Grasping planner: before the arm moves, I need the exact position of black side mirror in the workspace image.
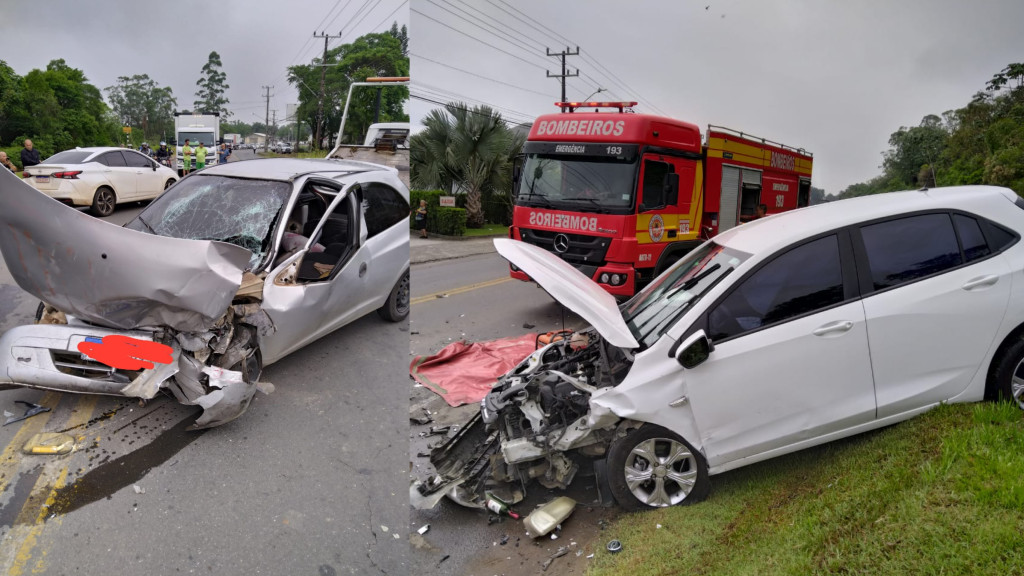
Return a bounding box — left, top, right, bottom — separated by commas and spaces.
673, 330, 713, 369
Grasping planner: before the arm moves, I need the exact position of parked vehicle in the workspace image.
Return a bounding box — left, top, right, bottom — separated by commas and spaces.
414, 185, 1024, 511
174, 113, 220, 175
0, 158, 411, 429
510, 102, 814, 297
23, 147, 178, 216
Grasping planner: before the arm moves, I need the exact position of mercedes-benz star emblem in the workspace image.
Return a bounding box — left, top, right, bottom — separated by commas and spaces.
553, 234, 570, 254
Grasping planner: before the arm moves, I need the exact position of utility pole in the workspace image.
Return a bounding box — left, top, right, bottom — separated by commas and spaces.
313, 30, 343, 150
261, 85, 273, 152
546, 46, 580, 112
271, 110, 277, 145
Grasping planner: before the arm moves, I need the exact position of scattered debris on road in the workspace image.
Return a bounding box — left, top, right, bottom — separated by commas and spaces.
524, 496, 576, 538
541, 546, 569, 571
606, 539, 622, 553
21, 432, 75, 455
4, 401, 51, 426
417, 524, 430, 535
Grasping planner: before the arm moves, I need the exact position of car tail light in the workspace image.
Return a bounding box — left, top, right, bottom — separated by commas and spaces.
51, 171, 82, 179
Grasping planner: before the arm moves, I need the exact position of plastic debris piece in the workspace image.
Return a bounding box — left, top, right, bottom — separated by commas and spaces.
393, 533, 400, 539
586, 554, 595, 559
380, 525, 389, 532
541, 546, 569, 571
550, 533, 558, 540
524, 496, 576, 538
656, 523, 662, 529
499, 534, 509, 545
21, 432, 74, 455
133, 484, 146, 494
607, 540, 622, 553
4, 401, 51, 426
417, 524, 430, 535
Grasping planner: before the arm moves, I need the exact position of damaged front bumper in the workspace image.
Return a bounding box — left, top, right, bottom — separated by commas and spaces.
0, 317, 263, 430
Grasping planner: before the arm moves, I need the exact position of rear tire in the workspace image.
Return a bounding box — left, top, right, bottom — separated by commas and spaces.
377, 270, 410, 322
90, 186, 116, 217
607, 423, 709, 510
989, 336, 1024, 409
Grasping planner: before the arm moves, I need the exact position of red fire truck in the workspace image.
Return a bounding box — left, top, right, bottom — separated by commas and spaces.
510, 102, 814, 297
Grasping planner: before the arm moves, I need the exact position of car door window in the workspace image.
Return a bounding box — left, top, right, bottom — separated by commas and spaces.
861, 213, 960, 290
123, 150, 151, 168
362, 182, 409, 238
952, 214, 990, 262
709, 235, 844, 341
102, 152, 127, 167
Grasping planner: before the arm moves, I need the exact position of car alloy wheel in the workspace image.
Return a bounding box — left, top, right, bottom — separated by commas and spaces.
1010, 357, 1024, 410
90, 187, 116, 217
989, 336, 1024, 410
607, 424, 709, 509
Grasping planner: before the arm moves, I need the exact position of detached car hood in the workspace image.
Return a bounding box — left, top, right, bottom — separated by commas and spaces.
0, 167, 251, 331
493, 238, 639, 349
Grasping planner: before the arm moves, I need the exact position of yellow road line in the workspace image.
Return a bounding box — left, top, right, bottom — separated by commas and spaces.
7, 395, 97, 576
411, 276, 513, 306
0, 392, 61, 496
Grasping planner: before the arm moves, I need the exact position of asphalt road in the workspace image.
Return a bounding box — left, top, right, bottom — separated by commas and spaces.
0, 195, 410, 574
408, 252, 621, 576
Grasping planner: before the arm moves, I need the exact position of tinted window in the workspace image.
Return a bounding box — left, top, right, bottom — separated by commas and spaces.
984, 220, 1017, 252
362, 183, 409, 238
44, 151, 93, 164
709, 235, 844, 341
101, 152, 127, 167
640, 160, 670, 210
861, 214, 961, 290
122, 150, 152, 168
953, 214, 990, 262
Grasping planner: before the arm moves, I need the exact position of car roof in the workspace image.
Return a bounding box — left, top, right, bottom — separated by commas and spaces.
717, 186, 1020, 256
198, 157, 392, 182
59, 147, 144, 156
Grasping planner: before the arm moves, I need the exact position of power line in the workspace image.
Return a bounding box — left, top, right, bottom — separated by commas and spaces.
412, 82, 538, 124
411, 7, 547, 71
422, 0, 551, 69
367, 0, 409, 36
315, 0, 347, 33
410, 93, 535, 127
412, 53, 554, 98
412, 89, 537, 127
330, 0, 385, 48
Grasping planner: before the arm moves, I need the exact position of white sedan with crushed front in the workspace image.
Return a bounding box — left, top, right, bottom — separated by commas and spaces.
24, 147, 179, 216
415, 185, 1024, 511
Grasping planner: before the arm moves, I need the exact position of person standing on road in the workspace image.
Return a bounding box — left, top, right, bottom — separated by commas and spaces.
182, 139, 193, 175
414, 199, 428, 238
218, 143, 229, 164
0, 151, 18, 173
195, 142, 208, 171
20, 139, 40, 172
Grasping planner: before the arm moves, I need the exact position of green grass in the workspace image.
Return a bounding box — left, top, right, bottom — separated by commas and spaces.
588, 402, 1024, 576
462, 223, 508, 237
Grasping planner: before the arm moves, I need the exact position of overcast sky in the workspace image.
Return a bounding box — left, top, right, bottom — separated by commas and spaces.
1, 0, 409, 129
410, 0, 1024, 194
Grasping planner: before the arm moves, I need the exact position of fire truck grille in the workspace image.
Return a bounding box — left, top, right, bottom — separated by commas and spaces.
519, 228, 610, 273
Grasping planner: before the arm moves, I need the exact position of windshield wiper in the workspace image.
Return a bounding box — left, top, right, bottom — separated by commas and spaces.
562, 197, 611, 212
134, 215, 155, 233
679, 263, 722, 292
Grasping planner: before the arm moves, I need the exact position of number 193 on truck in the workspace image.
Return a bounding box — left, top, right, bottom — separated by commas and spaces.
510, 101, 813, 297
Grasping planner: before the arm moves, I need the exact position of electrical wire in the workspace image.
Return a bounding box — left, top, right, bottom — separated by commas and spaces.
411, 7, 546, 71
412, 53, 553, 98
422, 0, 551, 69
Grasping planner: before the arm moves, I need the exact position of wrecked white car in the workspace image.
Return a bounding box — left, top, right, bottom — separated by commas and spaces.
414, 186, 1024, 510
0, 158, 410, 428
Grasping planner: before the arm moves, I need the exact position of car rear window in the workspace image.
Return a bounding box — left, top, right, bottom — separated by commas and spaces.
952, 214, 990, 262
861, 214, 961, 290
43, 151, 93, 164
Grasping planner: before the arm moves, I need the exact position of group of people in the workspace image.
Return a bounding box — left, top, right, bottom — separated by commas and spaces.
0, 139, 40, 174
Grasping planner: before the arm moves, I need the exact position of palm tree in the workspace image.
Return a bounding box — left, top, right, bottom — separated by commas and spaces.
411, 102, 522, 227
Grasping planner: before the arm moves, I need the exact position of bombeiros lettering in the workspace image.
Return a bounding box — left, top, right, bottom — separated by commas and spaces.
770, 151, 795, 171
528, 211, 598, 232
537, 119, 625, 137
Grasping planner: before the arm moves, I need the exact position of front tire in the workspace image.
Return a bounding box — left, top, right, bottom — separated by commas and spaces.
607, 424, 709, 510
164, 179, 175, 190
377, 270, 410, 322
989, 336, 1024, 409
90, 186, 116, 217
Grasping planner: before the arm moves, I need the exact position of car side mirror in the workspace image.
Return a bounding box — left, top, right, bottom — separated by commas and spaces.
673, 330, 713, 369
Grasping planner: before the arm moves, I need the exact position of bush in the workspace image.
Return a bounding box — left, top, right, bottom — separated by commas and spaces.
410, 189, 467, 236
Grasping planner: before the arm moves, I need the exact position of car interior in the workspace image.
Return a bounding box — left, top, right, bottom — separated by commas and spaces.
273, 183, 357, 283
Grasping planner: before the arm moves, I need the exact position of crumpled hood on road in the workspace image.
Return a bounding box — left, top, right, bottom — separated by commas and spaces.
0, 167, 251, 331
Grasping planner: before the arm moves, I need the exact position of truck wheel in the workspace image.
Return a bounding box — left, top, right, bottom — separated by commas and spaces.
90, 186, 116, 217
377, 270, 410, 322
606, 424, 709, 510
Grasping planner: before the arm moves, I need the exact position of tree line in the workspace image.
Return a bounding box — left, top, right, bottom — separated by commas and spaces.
836, 63, 1024, 199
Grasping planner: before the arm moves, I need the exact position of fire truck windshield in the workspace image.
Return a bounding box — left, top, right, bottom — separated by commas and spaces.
516, 154, 638, 214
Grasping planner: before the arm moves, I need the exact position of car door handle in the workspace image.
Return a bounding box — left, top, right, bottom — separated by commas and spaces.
962, 275, 998, 291
358, 262, 367, 278
812, 320, 853, 336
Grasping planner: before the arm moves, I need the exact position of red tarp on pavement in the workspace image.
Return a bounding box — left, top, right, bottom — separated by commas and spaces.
410, 333, 539, 407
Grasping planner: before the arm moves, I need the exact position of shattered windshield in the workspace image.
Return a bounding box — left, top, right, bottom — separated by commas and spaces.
125, 175, 292, 270
623, 241, 749, 348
